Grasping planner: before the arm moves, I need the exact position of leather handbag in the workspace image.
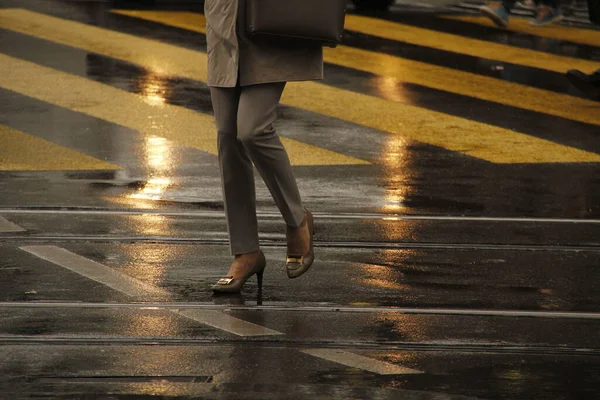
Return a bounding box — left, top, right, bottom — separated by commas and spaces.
245, 0, 347, 47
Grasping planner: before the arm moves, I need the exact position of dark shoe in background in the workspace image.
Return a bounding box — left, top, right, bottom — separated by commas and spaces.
588, 0, 600, 24
567, 69, 600, 101
529, 5, 564, 25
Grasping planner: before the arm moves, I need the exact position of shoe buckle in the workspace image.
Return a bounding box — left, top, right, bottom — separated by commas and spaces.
286, 256, 303, 264
217, 276, 234, 285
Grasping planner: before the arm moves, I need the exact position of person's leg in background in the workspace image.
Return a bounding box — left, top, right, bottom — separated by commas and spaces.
481, 0, 563, 26
530, 0, 564, 25
516, 0, 537, 10
480, 0, 517, 27
564, 0, 598, 100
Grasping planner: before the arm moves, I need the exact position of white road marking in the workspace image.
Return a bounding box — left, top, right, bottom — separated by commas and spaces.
17, 247, 423, 368
20, 245, 169, 298
174, 309, 283, 337
19, 245, 283, 337
301, 348, 423, 375
0, 216, 25, 232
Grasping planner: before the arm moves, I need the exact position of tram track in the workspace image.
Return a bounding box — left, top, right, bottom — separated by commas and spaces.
1, 334, 599, 356
1, 235, 599, 252
1, 207, 600, 224
2, 208, 599, 251
2, 301, 600, 319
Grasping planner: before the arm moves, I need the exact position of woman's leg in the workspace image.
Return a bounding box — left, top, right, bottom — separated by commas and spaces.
237, 82, 311, 262
236, 82, 305, 229
209, 85, 261, 256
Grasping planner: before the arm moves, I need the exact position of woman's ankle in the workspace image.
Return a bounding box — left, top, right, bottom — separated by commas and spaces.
235, 250, 261, 260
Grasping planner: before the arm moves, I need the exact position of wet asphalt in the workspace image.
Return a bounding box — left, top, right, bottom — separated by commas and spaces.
1, 0, 600, 399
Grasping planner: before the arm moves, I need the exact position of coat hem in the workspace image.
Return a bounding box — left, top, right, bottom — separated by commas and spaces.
207, 75, 324, 88
242, 75, 324, 87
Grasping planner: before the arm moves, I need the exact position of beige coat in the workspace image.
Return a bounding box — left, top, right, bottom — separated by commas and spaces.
205, 0, 324, 87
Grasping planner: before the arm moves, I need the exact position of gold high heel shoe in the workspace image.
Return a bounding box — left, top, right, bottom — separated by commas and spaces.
285, 209, 315, 279
212, 251, 266, 293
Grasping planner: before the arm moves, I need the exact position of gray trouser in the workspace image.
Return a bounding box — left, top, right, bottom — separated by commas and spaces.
209, 82, 304, 255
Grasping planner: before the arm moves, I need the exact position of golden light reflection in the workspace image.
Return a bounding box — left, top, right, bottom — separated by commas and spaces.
127, 136, 174, 203
379, 351, 419, 365
138, 71, 170, 106
122, 313, 178, 337
119, 244, 172, 287
537, 287, 564, 310
130, 178, 172, 201
117, 235, 178, 342
130, 214, 171, 237
380, 136, 410, 213
359, 263, 412, 291
372, 69, 414, 212
372, 75, 411, 103
146, 137, 170, 168
121, 383, 191, 397
114, 348, 212, 396
363, 278, 411, 290
384, 191, 405, 213
374, 313, 429, 342
356, 251, 429, 342
113, 136, 178, 295
501, 369, 526, 380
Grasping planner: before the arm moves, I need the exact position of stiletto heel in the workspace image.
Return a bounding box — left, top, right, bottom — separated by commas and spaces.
286, 209, 315, 279
257, 270, 264, 289
212, 251, 267, 293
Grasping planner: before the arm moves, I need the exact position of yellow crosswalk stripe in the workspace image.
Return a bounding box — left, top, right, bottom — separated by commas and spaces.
0, 54, 363, 166
325, 45, 600, 126
343, 14, 599, 74
282, 81, 600, 163
111, 9, 202, 32
1, 9, 599, 163
110, 10, 600, 128
0, 125, 119, 171
444, 15, 600, 48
